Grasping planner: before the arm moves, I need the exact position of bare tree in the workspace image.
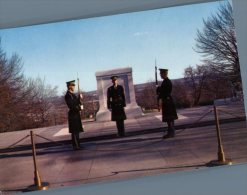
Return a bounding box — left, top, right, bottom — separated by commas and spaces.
0, 40, 58, 132
184, 65, 209, 106
27, 77, 58, 127
136, 81, 157, 111
203, 70, 233, 100
195, 2, 240, 86
172, 80, 191, 108
184, 63, 233, 106
0, 44, 28, 132
82, 93, 99, 119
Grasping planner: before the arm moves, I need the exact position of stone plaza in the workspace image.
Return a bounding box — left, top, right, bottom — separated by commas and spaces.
0, 102, 247, 194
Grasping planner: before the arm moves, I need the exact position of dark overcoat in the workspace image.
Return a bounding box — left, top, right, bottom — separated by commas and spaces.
65, 91, 84, 133
107, 85, 127, 121
157, 78, 178, 122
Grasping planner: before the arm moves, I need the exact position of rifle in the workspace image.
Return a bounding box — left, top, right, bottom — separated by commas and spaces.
77, 73, 84, 110
155, 64, 160, 112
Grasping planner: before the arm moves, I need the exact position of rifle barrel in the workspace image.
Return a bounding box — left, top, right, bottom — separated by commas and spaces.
155, 66, 158, 85
77, 78, 80, 95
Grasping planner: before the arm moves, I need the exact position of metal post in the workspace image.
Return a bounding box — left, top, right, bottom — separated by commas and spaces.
27, 131, 49, 191
31, 131, 42, 187
207, 105, 232, 166
214, 105, 225, 162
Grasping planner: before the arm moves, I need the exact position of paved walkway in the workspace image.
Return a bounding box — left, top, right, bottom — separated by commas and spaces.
0, 103, 245, 149
0, 103, 246, 194
0, 121, 247, 195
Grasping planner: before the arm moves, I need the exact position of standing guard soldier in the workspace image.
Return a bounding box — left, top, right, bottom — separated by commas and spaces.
157, 69, 178, 139
107, 76, 127, 137
65, 80, 84, 150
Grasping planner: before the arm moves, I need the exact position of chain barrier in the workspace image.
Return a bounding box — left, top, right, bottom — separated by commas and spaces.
1, 107, 244, 152
217, 108, 245, 120
1, 105, 243, 193
35, 134, 66, 147
175, 109, 213, 135
5, 135, 30, 149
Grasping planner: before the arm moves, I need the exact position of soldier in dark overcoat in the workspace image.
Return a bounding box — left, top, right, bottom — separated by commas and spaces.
107, 76, 127, 137
157, 69, 178, 138
65, 80, 84, 150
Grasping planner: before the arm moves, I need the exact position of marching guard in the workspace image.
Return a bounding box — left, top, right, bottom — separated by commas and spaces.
157, 69, 178, 139
107, 76, 127, 137
65, 80, 84, 150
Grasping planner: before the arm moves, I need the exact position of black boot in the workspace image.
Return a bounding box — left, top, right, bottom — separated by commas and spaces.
163, 130, 174, 139
163, 121, 175, 139
72, 133, 81, 150
170, 121, 175, 137
117, 120, 125, 137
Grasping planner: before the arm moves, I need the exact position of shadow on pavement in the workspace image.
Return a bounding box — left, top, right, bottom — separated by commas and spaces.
112, 163, 206, 174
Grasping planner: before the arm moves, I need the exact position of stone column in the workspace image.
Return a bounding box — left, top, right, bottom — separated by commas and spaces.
95, 67, 143, 121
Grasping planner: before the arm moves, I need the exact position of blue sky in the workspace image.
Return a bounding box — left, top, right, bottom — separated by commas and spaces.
0, 1, 227, 94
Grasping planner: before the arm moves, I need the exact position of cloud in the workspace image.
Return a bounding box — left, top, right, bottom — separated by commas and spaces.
133, 31, 149, 36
